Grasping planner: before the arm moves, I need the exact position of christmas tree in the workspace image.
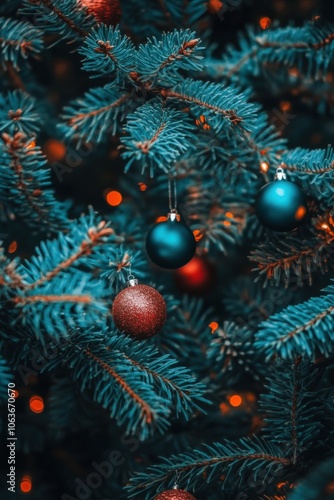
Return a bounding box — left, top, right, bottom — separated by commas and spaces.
1, 0, 334, 498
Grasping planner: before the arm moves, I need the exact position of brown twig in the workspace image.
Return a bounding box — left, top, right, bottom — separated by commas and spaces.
85, 349, 154, 424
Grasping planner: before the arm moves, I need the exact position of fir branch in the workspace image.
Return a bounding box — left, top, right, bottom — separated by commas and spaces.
2, 136, 53, 223
85, 348, 155, 425
17, 211, 117, 288
59, 84, 130, 144
207, 321, 264, 385
100, 245, 147, 293
107, 334, 208, 419
48, 331, 172, 439
250, 232, 334, 288
259, 359, 324, 463
186, 186, 251, 253
227, 48, 258, 79
282, 146, 334, 207
283, 146, 334, 175
221, 21, 334, 82
0, 17, 43, 70
12, 294, 94, 304
0, 132, 69, 233
11, 273, 108, 341
157, 296, 213, 373
127, 437, 290, 498
79, 25, 136, 82
257, 24, 334, 52
137, 29, 203, 86
246, 112, 287, 168
121, 100, 196, 175
0, 90, 41, 136
190, 111, 286, 181
20, 0, 94, 42
255, 281, 334, 361
162, 78, 259, 137
222, 275, 293, 329
0, 246, 25, 292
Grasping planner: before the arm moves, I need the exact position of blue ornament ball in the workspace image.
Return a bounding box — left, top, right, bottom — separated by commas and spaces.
255, 180, 307, 232
146, 217, 196, 269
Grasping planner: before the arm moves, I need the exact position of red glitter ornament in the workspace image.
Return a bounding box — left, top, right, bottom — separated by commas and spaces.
78, 0, 121, 25
154, 489, 197, 500
174, 255, 216, 295
112, 280, 167, 339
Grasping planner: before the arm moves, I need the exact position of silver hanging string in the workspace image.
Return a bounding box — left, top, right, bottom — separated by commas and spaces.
126, 260, 137, 286
168, 176, 178, 213
172, 470, 180, 490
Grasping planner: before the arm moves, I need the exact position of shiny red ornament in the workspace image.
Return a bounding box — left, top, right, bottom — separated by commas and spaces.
174, 255, 216, 295
154, 489, 197, 500
112, 283, 167, 339
79, 0, 121, 25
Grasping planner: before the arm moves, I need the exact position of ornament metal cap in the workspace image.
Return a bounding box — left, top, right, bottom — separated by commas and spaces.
127, 275, 138, 287
167, 210, 181, 222
275, 167, 287, 181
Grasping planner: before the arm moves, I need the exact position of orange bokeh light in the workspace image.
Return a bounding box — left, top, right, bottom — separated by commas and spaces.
327, 481, 334, 492
259, 16, 272, 30
29, 395, 44, 414
260, 161, 269, 172
219, 402, 229, 413
20, 476, 32, 493
138, 182, 147, 192
229, 394, 242, 407
43, 139, 66, 163
289, 67, 299, 77
280, 100, 291, 112
208, 0, 223, 14
14, 390, 19, 398
245, 392, 256, 403
209, 321, 219, 333
8, 241, 17, 254
105, 190, 122, 207
295, 206, 307, 220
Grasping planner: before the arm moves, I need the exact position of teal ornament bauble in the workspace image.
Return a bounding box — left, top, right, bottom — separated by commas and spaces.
255, 179, 307, 232
146, 213, 196, 269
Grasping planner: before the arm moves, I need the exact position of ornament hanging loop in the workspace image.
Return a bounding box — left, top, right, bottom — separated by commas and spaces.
168, 176, 181, 221
275, 167, 287, 181
126, 261, 138, 287
168, 175, 178, 212
172, 470, 180, 490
